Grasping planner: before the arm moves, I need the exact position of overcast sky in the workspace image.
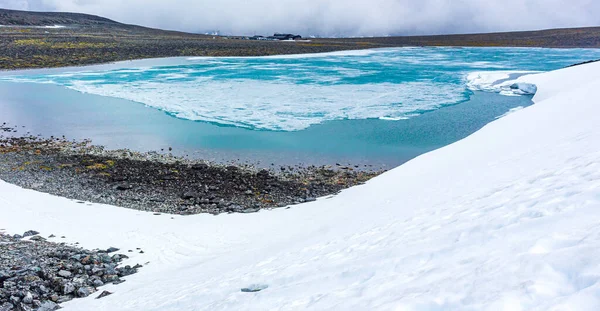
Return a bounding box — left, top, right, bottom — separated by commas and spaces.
3, 0, 600, 37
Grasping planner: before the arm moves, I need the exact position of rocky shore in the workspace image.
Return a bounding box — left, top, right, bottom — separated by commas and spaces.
0, 230, 140, 311
0, 124, 382, 215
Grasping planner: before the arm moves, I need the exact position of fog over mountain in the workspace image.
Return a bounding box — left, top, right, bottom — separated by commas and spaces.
3, 0, 600, 37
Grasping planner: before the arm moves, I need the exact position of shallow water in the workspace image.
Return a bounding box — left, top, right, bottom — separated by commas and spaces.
0, 82, 530, 169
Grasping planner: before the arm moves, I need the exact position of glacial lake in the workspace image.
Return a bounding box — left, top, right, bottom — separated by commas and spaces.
1, 47, 599, 168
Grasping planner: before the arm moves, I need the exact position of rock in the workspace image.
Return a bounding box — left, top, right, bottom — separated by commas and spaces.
191, 163, 208, 170
12, 234, 22, 239
38, 301, 60, 311
9, 296, 20, 305
241, 284, 269, 292
30, 236, 46, 241
22, 292, 34, 304
58, 270, 72, 278
76, 286, 93, 298
181, 191, 200, 200
23, 230, 39, 237
0, 302, 14, 311
48, 234, 56, 238
241, 208, 260, 214
96, 291, 112, 299
226, 205, 244, 213
106, 247, 119, 253
115, 184, 133, 191
92, 279, 104, 287
63, 282, 76, 295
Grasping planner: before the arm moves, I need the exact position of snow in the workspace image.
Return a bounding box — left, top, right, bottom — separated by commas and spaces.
1, 61, 600, 310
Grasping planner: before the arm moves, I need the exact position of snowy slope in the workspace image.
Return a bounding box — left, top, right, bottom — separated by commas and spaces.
1, 61, 600, 310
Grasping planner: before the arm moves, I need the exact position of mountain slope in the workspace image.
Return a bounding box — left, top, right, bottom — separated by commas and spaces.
0, 8, 121, 26
0, 8, 599, 70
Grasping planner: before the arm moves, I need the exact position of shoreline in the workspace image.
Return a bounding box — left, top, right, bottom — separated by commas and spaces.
2, 46, 600, 74
0, 127, 382, 215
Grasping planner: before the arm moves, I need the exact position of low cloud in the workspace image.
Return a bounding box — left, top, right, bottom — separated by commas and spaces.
2, 0, 600, 37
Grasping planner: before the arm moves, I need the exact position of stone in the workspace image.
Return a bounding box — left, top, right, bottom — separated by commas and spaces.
22, 292, 33, 304
115, 184, 133, 191
241, 284, 269, 292
63, 282, 76, 295
38, 301, 60, 311
106, 247, 119, 253
22, 230, 39, 237
181, 191, 199, 200
58, 270, 72, 278
92, 279, 104, 287
191, 163, 208, 170
30, 236, 46, 241
76, 286, 93, 298
0, 302, 14, 311
96, 291, 112, 299
241, 208, 260, 214
227, 205, 244, 213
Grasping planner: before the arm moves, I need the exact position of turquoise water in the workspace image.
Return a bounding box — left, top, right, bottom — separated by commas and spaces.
1, 47, 599, 168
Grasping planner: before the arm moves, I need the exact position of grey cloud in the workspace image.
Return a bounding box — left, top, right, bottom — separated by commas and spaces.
1, 0, 599, 36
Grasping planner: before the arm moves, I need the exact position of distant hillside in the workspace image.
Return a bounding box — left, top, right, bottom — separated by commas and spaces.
0, 8, 599, 70
347, 27, 600, 49
0, 8, 121, 26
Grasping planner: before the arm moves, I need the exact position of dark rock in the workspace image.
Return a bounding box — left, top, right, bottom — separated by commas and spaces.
106, 247, 119, 253
115, 184, 133, 191
96, 291, 112, 299
241, 284, 268, 292
181, 191, 200, 200
22, 230, 39, 237
191, 163, 208, 170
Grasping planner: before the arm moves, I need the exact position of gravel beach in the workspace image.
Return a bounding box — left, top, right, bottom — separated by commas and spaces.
0, 124, 382, 215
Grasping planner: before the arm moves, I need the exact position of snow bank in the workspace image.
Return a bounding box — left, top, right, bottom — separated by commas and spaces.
2, 61, 600, 310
